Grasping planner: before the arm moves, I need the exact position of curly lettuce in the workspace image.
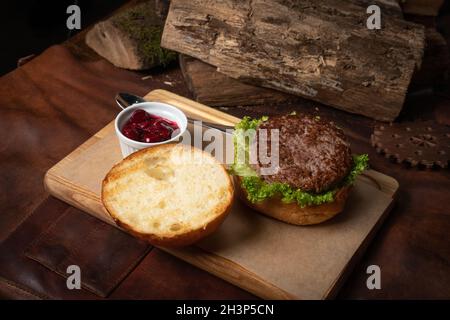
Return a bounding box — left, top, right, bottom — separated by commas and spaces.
229, 116, 268, 177
229, 116, 369, 207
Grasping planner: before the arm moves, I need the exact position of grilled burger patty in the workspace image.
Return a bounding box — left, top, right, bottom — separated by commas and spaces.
252, 114, 353, 193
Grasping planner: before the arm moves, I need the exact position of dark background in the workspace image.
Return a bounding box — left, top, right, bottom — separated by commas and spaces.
0, 0, 126, 76
1, 0, 450, 77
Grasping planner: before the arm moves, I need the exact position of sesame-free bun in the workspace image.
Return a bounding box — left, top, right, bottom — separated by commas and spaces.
235, 177, 350, 225
102, 144, 234, 247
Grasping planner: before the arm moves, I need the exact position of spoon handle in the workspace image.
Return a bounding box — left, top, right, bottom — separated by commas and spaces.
115, 92, 146, 109
115, 93, 234, 133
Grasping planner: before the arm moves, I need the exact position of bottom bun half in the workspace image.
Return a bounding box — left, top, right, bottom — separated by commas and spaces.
235, 177, 351, 225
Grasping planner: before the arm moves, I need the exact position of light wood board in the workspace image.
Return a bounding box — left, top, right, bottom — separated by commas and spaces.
45, 89, 399, 299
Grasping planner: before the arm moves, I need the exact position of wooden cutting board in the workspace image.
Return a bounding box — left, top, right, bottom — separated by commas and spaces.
45, 89, 399, 299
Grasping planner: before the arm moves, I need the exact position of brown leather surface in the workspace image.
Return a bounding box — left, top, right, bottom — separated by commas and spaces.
0, 198, 97, 299
110, 249, 256, 299
0, 45, 148, 242
0, 41, 449, 299
25, 208, 150, 297
0, 277, 43, 300
0, 197, 255, 299
0, 44, 253, 299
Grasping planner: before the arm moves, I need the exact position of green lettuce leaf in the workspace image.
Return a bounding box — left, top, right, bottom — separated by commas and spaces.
230, 116, 267, 177
343, 154, 369, 185
229, 116, 369, 207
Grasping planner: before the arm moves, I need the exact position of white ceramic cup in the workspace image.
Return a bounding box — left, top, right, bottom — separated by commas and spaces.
114, 102, 188, 158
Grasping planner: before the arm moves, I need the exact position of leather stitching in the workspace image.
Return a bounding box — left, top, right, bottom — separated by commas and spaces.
0, 276, 50, 300
24, 209, 152, 297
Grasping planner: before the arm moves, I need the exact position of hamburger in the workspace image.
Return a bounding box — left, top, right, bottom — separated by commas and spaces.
230, 113, 369, 225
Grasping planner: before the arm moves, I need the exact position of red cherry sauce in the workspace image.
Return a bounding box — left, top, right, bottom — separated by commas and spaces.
121, 109, 179, 143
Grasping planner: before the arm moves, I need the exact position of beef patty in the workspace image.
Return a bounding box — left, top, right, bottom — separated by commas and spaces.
252, 114, 352, 193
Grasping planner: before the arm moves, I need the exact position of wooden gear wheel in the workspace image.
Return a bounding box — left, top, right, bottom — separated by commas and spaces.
371, 121, 450, 169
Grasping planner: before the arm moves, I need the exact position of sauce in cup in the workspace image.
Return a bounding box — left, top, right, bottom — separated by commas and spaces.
121, 109, 180, 143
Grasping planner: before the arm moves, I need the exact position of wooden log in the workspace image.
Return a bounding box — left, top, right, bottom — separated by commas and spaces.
86, 1, 176, 70
411, 28, 449, 89
400, 0, 445, 16
358, 0, 403, 17
162, 0, 425, 121
155, 0, 170, 18
179, 54, 296, 106
179, 0, 403, 107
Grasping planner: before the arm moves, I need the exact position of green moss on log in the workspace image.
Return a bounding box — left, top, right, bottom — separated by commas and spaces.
112, 1, 176, 67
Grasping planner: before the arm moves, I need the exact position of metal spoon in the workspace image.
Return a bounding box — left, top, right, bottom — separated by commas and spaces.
115, 93, 234, 133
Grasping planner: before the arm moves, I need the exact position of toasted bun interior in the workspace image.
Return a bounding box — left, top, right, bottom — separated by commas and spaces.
235, 177, 350, 225
102, 144, 234, 246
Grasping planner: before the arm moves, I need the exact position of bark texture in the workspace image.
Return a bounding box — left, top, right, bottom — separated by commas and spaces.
179, 54, 296, 106
86, 1, 176, 70
162, 0, 426, 121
